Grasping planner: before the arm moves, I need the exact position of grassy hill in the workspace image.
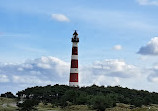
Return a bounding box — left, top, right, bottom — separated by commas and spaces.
2, 84, 158, 111
1, 98, 158, 111
37, 104, 158, 111
0, 97, 17, 111
57, 104, 158, 111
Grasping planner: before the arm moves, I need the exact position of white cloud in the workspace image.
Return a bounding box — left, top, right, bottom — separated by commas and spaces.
35, 56, 69, 76
137, 0, 158, 6
92, 59, 140, 78
138, 37, 158, 55
147, 64, 158, 83
21, 64, 33, 69
2, 56, 158, 92
148, 75, 158, 82
0, 56, 69, 86
30, 71, 41, 75
0, 74, 10, 82
92, 75, 120, 86
113, 45, 122, 50
148, 71, 158, 83
51, 14, 70, 22
0, 56, 152, 93
0, 57, 140, 89
79, 59, 141, 87
0, 58, 139, 86
12, 75, 52, 85
37, 63, 51, 69
17, 67, 23, 71
138, 56, 148, 61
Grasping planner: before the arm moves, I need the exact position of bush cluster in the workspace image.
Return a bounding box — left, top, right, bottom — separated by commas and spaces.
15, 84, 158, 111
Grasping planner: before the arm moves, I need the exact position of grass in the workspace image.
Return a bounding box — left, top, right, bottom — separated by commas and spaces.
37, 103, 60, 111
0, 97, 17, 104
37, 104, 95, 111
106, 103, 158, 111
44, 104, 158, 111
60, 105, 95, 111
0, 97, 17, 111
131, 104, 158, 111
1, 97, 158, 111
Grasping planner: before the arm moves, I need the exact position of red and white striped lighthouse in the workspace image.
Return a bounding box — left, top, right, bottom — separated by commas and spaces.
69, 30, 79, 87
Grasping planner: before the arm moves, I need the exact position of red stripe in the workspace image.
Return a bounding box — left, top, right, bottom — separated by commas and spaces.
71, 60, 78, 68
72, 47, 78, 55
69, 73, 78, 82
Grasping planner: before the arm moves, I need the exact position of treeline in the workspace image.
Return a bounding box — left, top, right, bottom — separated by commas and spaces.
14, 84, 158, 111
1, 92, 16, 98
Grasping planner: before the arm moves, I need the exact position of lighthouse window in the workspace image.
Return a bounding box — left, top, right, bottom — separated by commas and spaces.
72, 47, 78, 55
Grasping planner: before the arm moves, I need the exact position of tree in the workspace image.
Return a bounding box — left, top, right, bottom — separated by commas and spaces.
17, 99, 39, 111
131, 97, 144, 107
76, 92, 87, 105
60, 89, 78, 107
15, 84, 158, 109
91, 94, 114, 111
1, 92, 16, 98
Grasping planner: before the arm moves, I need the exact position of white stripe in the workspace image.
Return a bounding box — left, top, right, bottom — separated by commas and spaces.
69, 82, 78, 87
72, 42, 78, 47
70, 68, 78, 73
71, 55, 78, 60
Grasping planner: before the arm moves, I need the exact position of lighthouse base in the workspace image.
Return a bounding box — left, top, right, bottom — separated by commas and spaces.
69, 82, 78, 87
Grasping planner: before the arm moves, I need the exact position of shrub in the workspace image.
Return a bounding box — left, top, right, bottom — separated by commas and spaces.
17, 99, 39, 111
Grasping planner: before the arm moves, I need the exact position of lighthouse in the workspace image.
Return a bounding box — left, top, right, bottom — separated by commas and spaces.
69, 30, 79, 87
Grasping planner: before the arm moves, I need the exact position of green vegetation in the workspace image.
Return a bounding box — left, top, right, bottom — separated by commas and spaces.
37, 103, 60, 111
17, 99, 39, 111
1, 97, 158, 111
59, 105, 95, 111
0, 97, 17, 111
1, 84, 158, 111
15, 84, 158, 111
1, 92, 16, 98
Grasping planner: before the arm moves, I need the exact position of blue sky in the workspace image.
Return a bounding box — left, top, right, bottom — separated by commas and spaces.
1, 0, 158, 94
